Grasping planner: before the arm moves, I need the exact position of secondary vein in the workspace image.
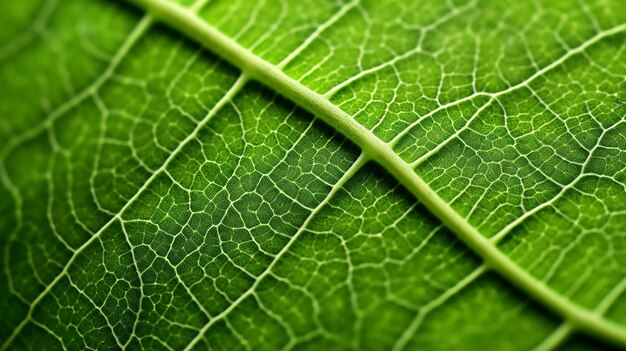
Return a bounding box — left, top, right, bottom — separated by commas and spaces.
130, 0, 626, 347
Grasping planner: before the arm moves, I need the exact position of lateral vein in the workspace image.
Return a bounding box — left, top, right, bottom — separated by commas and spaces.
0, 74, 249, 351
130, 0, 626, 347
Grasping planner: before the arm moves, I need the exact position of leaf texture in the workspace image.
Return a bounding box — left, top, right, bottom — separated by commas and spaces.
1, 0, 626, 350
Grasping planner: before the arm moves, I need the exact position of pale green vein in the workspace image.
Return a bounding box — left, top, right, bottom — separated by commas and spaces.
182, 154, 368, 351
0, 74, 249, 351
130, 0, 626, 347
0, 14, 153, 161
392, 264, 488, 351
0, 0, 58, 63
277, 0, 360, 69
322, 0, 478, 99
1, 0, 367, 345
532, 322, 574, 351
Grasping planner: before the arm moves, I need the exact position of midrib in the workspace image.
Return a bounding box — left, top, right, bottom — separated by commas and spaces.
131, 0, 626, 347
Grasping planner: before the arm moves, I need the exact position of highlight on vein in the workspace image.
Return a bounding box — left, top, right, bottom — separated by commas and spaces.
1, 0, 626, 350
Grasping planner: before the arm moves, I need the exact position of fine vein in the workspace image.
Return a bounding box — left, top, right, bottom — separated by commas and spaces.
131, 0, 626, 347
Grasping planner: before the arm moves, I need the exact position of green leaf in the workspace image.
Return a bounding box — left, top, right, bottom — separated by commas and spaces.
1, 0, 626, 350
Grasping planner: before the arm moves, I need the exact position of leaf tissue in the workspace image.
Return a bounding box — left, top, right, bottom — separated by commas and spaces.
1, 0, 626, 350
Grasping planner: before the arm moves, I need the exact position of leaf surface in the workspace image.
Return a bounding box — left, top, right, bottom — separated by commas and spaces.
1, 0, 626, 350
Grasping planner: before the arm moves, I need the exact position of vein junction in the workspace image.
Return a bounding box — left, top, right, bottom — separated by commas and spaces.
2, 0, 626, 349
131, 0, 626, 347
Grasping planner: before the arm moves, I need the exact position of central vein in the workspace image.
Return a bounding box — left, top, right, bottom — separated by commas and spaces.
129, 0, 626, 347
